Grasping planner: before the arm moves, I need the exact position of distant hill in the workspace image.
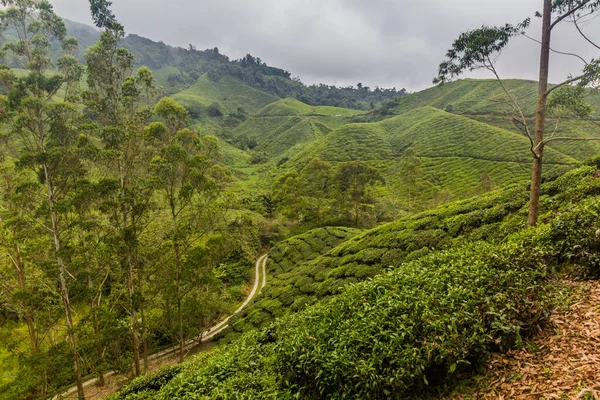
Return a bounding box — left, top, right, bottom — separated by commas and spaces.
57, 20, 404, 111
375, 78, 600, 117
172, 74, 279, 116
284, 106, 577, 198
231, 98, 362, 158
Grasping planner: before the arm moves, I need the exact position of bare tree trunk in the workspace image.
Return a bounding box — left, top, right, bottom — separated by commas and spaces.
528, 0, 552, 227
45, 165, 85, 399
127, 252, 142, 377
141, 302, 148, 373
12, 244, 38, 354
172, 212, 184, 363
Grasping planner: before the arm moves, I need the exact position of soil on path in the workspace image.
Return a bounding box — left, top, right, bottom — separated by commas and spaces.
445, 279, 600, 399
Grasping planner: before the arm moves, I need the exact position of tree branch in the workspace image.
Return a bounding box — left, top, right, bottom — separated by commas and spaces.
551, 0, 592, 30
523, 33, 589, 65
549, 118, 561, 138
573, 15, 600, 50
485, 56, 533, 142
535, 135, 600, 151
546, 73, 588, 96
512, 118, 538, 158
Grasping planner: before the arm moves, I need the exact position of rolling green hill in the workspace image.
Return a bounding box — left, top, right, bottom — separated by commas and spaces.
231, 98, 361, 158
173, 74, 279, 116
385, 78, 600, 117
388, 79, 540, 116
467, 114, 600, 161
284, 106, 577, 198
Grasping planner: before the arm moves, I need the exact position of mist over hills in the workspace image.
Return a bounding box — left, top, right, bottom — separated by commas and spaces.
59, 19, 405, 111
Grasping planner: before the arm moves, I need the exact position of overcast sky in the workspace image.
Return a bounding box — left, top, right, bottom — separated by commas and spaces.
49, 0, 600, 92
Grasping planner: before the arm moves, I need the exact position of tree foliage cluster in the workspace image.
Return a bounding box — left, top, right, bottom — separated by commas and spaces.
272, 158, 385, 229
0, 2, 260, 399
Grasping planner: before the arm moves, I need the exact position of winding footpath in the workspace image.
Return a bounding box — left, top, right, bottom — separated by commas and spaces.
54, 254, 269, 400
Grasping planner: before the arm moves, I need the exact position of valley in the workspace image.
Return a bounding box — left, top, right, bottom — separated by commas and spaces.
1, 1, 600, 399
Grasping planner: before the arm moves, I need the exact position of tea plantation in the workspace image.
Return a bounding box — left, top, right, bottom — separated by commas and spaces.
225, 226, 363, 336
284, 106, 576, 198
110, 159, 600, 400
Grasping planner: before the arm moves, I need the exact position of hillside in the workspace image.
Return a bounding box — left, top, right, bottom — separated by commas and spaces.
383, 78, 600, 117
54, 20, 403, 111
285, 106, 577, 198
468, 114, 600, 161
172, 74, 279, 117
5, 4, 600, 399
233, 98, 362, 158
222, 181, 530, 338
110, 160, 600, 400
226, 226, 363, 336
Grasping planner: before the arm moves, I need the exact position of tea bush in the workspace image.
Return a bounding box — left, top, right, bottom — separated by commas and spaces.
111, 165, 600, 399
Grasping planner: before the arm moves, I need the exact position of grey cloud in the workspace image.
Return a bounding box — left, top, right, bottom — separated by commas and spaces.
50, 0, 600, 91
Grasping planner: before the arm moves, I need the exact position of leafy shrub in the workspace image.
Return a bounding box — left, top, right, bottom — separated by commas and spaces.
274, 237, 551, 399
108, 365, 183, 399
547, 198, 600, 278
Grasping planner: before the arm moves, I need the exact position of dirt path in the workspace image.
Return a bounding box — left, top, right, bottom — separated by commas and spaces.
445, 279, 600, 399
53, 254, 269, 400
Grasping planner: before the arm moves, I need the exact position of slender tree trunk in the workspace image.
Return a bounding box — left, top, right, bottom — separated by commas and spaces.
44, 165, 85, 399
83, 233, 106, 387
92, 306, 105, 386
127, 251, 142, 376
141, 303, 148, 372
528, 0, 552, 227
138, 266, 148, 372
120, 161, 142, 377
172, 211, 184, 363
12, 244, 38, 354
